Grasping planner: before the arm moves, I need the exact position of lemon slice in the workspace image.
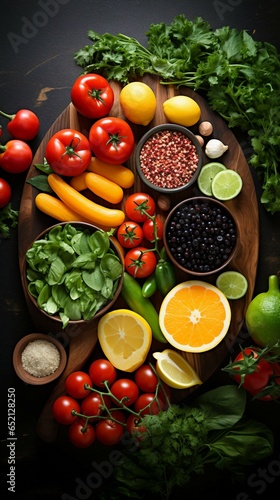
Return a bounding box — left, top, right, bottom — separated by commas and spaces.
153, 349, 202, 389
197, 162, 227, 196
211, 169, 243, 200
216, 271, 248, 300
97, 309, 152, 372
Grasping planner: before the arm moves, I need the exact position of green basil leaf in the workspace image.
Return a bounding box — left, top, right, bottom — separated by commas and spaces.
27, 175, 53, 193
194, 385, 246, 430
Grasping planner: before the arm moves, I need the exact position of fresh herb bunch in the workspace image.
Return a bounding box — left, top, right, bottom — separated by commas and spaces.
99, 386, 273, 500
0, 203, 18, 238
74, 15, 280, 213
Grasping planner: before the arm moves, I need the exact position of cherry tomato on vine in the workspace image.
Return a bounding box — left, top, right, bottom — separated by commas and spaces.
224, 346, 280, 401
143, 216, 163, 242
0, 108, 40, 141
65, 371, 92, 399
0, 140, 32, 173
89, 359, 117, 388
134, 364, 158, 393
124, 246, 157, 279
95, 410, 126, 445
52, 396, 80, 425
81, 393, 111, 419
68, 420, 96, 448
89, 117, 134, 165
134, 393, 165, 416
71, 73, 114, 119
45, 128, 91, 176
124, 192, 156, 223
126, 414, 146, 436
0, 178, 11, 208
117, 220, 143, 249
110, 379, 139, 407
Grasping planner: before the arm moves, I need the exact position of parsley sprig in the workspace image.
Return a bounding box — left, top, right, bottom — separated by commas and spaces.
74, 15, 280, 213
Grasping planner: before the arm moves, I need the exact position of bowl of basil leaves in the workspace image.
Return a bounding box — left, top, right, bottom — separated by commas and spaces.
23, 222, 124, 329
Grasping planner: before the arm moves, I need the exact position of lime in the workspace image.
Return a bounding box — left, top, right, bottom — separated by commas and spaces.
153, 349, 202, 389
216, 271, 248, 300
211, 169, 243, 200
245, 275, 280, 350
197, 162, 227, 196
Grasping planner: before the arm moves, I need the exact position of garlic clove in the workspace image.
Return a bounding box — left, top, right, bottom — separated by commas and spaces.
198, 121, 213, 136
205, 139, 228, 159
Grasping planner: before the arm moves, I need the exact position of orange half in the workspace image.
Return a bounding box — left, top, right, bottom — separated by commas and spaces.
159, 281, 231, 353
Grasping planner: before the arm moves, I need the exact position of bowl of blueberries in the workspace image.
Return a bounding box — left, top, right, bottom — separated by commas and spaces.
163, 196, 238, 276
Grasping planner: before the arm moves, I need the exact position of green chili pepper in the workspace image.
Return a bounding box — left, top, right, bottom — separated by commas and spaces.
121, 272, 167, 343
155, 259, 177, 297
142, 272, 157, 298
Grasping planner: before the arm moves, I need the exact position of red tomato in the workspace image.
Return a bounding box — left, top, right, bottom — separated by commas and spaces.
81, 393, 111, 419
124, 246, 157, 279
95, 410, 126, 445
0, 178, 11, 208
143, 216, 163, 242
45, 128, 91, 176
68, 420, 96, 448
65, 371, 92, 399
117, 221, 143, 249
52, 396, 80, 425
134, 393, 165, 416
110, 379, 139, 407
89, 117, 134, 165
89, 359, 117, 388
126, 414, 146, 436
225, 347, 280, 401
0, 140, 32, 173
134, 364, 158, 393
71, 73, 114, 119
3, 109, 40, 141
124, 193, 156, 223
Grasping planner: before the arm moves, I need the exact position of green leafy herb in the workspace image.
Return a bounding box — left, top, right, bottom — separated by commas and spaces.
104, 386, 273, 499
27, 158, 53, 192
0, 203, 19, 238
25, 223, 122, 328
74, 15, 280, 213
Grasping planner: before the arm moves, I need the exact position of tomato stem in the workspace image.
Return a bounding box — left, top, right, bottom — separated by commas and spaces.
106, 132, 127, 151
0, 110, 15, 121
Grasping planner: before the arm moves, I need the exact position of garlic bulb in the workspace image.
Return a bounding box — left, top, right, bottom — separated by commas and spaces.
205, 139, 228, 158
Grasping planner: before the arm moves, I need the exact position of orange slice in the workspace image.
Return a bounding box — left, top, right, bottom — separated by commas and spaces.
159, 281, 231, 353
97, 309, 152, 372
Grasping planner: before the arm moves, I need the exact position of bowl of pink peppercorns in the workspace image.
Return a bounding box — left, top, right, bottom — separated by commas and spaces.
135, 124, 203, 194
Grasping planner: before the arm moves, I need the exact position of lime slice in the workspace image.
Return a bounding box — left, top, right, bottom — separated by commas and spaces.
197, 162, 227, 196
216, 271, 248, 300
211, 169, 243, 200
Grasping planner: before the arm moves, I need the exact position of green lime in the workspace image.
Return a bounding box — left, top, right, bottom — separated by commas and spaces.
211, 169, 243, 200
245, 275, 280, 350
216, 271, 248, 300
197, 162, 227, 196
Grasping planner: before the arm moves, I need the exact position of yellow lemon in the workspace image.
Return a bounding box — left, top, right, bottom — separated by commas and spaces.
153, 349, 202, 389
120, 82, 156, 126
97, 309, 152, 372
163, 95, 201, 127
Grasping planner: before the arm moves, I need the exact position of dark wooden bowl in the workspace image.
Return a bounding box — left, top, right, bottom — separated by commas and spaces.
13, 333, 67, 385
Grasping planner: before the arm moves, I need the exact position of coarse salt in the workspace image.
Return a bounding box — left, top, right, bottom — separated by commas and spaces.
21, 339, 60, 377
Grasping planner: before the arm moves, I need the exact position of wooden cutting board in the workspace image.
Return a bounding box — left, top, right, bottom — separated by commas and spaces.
18, 75, 259, 442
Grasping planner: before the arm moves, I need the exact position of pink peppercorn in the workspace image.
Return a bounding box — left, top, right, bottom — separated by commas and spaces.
139, 130, 199, 189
